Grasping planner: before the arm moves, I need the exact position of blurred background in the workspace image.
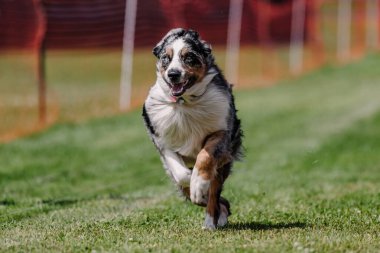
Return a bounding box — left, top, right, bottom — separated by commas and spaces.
0, 0, 379, 142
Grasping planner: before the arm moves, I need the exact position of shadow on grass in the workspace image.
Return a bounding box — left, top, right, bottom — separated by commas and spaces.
0, 199, 16, 206
223, 221, 308, 231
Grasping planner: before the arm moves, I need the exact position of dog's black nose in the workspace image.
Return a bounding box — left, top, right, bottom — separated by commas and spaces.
167, 69, 181, 82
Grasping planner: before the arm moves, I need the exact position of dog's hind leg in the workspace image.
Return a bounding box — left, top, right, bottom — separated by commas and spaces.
206, 165, 232, 229
217, 162, 232, 227
218, 196, 231, 227
204, 176, 223, 229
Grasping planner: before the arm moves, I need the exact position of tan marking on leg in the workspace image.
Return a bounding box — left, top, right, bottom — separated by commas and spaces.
205, 131, 232, 168
195, 130, 232, 180
194, 149, 216, 180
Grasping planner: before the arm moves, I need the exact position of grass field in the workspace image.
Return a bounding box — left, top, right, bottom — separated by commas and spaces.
1, 54, 380, 252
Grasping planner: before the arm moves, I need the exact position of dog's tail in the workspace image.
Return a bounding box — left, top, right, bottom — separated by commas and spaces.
231, 116, 244, 161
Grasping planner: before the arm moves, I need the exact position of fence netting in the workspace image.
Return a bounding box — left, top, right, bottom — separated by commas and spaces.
0, 0, 378, 141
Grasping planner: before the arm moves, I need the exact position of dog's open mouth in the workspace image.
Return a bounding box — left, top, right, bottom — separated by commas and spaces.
170, 80, 189, 97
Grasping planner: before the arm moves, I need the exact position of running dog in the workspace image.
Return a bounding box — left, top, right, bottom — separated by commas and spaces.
142, 28, 243, 230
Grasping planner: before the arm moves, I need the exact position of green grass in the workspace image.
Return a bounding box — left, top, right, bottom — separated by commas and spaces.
1, 54, 380, 252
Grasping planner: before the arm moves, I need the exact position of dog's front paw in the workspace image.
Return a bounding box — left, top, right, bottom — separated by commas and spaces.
175, 168, 192, 187
190, 167, 210, 205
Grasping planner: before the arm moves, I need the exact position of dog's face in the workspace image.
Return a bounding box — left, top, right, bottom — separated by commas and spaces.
153, 28, 213, 97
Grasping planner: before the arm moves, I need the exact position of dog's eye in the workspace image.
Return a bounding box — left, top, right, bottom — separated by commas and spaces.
161, 55, 170, 67
184, 53, 200, 66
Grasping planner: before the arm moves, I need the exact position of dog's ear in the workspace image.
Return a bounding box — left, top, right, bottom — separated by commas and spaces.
153, 28, 186, 58
187, 29, 199, 40
200, 39, 214, 64
152, 42, 164, 58
201, 40, 212, 55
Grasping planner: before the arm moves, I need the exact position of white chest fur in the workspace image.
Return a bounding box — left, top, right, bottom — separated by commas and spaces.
145, 83, 230, 158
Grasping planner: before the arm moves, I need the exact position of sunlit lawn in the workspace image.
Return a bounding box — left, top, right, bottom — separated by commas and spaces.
1, 54, 380, 252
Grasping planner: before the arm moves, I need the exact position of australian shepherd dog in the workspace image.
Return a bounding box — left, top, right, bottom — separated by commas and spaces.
142, 28, 243, 230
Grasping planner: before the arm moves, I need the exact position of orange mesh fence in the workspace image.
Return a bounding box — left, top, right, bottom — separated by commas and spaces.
0, 0, 378, 142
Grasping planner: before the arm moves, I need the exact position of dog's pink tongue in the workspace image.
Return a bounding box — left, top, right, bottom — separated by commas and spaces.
171, 84, 184, 96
